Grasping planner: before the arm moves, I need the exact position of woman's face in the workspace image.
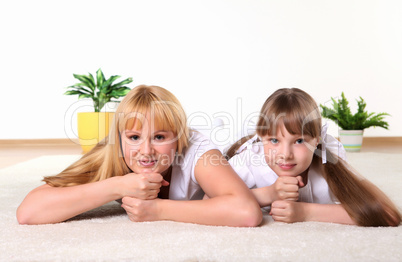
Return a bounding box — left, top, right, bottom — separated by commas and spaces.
262, 124, 318, 178
121, 113, 178, 176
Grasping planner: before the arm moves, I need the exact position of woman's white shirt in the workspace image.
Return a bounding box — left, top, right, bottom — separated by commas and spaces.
169, 131, 217, 200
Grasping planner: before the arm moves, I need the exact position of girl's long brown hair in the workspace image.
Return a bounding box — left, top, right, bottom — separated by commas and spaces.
43, 85, 190, 187
227, 88, 401, 227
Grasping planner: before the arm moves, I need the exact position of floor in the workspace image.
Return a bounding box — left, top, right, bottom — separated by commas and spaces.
0, 142, 82, 169
1, 139, 402, 169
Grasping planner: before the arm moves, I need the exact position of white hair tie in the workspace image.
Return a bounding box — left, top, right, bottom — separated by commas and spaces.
236, 134, 260, 154
320, 123, 329, 164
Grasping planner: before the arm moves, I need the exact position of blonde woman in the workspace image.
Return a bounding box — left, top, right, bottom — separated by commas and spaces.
17, 85, 262, 226
226, 88, 401, 226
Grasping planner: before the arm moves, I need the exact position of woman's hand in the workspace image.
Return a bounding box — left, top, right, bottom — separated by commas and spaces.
121, 196, 161, 222
269, 200, 306, 223
119, 173, 169, 200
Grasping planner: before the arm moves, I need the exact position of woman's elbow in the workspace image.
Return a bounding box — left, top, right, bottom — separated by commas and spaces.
16, 205, 31, 225
16, 204, 41, 225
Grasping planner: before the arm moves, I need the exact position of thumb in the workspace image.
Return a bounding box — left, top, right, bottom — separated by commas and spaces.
296, 176, 305, 188
144, 172, 164, 183
161, 179, 170, 186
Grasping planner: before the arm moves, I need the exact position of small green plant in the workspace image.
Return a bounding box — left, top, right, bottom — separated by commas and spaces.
64, 68, 133, 112
320, 92, 390, 130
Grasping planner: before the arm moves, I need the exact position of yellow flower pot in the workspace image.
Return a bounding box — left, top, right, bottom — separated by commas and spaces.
77, 112, 114, 154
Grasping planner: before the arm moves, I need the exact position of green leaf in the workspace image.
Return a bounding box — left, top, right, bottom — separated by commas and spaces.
88, 73, 96, 91
64, 90, 92, 98
96, 69, 105, 90
78, 94, 92, 99
73, 74, 95, 90
66, 84, 93, 95
64, 90, 79, 96
111, 77, 133, 89
66, 88, 92, 95
110, 87, 131, 98
100, 75, 121, 92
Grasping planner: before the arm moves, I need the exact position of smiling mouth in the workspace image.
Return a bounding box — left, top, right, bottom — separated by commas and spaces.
138, 159, 157, 167
277, 163, 296, 170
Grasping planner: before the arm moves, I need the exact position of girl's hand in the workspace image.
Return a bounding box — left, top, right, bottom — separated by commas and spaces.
121, 196, 161, 222
269, 200, 306, 223
272, 176, 304, 201
119, 173, 169, 200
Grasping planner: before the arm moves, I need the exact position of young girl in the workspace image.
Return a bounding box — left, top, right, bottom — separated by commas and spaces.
17, 85, 262, 226
226, 88, 401, 227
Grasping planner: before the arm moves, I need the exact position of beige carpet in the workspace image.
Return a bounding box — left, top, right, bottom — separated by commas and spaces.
0, 153, 401, 261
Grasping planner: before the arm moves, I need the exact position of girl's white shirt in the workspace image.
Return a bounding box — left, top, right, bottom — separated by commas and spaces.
169, 130, 217, 200
228, 134, 346, 205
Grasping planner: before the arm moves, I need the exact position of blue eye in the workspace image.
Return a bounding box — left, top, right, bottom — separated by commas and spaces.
270, 138, 278, 144
296, 139, 304, 144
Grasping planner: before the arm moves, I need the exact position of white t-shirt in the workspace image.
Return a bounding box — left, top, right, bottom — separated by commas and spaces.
228, 134, 346, 205
169, 130, 218, 200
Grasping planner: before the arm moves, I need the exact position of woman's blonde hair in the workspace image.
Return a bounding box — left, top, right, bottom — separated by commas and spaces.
43, 85, 190, 187
227, 88, 401, 227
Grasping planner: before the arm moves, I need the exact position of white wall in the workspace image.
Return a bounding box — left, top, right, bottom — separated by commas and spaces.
1, 0, 401, 142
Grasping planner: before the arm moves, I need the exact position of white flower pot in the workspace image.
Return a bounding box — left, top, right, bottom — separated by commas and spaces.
339, 130, 364, 152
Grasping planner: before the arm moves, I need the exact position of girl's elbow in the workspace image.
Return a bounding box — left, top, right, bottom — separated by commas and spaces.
242, 212, 263, 227
238, 202, 263, 227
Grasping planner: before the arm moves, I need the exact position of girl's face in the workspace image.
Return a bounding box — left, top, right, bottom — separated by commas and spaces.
262, 124, 318, 178
121, 113, 178, 176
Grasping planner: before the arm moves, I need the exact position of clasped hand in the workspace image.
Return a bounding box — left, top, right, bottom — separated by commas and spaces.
119, 172, 168, 222
121, 172, 169, 200
272, 176, 304, 201
270, 176, 306, 223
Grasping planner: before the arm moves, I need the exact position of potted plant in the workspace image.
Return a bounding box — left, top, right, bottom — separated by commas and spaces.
65, 68, 133, 153
320, 92, 390, 152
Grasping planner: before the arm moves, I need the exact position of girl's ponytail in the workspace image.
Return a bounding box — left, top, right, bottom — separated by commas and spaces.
225, 134, 256, 160
316, 150, 401, 227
